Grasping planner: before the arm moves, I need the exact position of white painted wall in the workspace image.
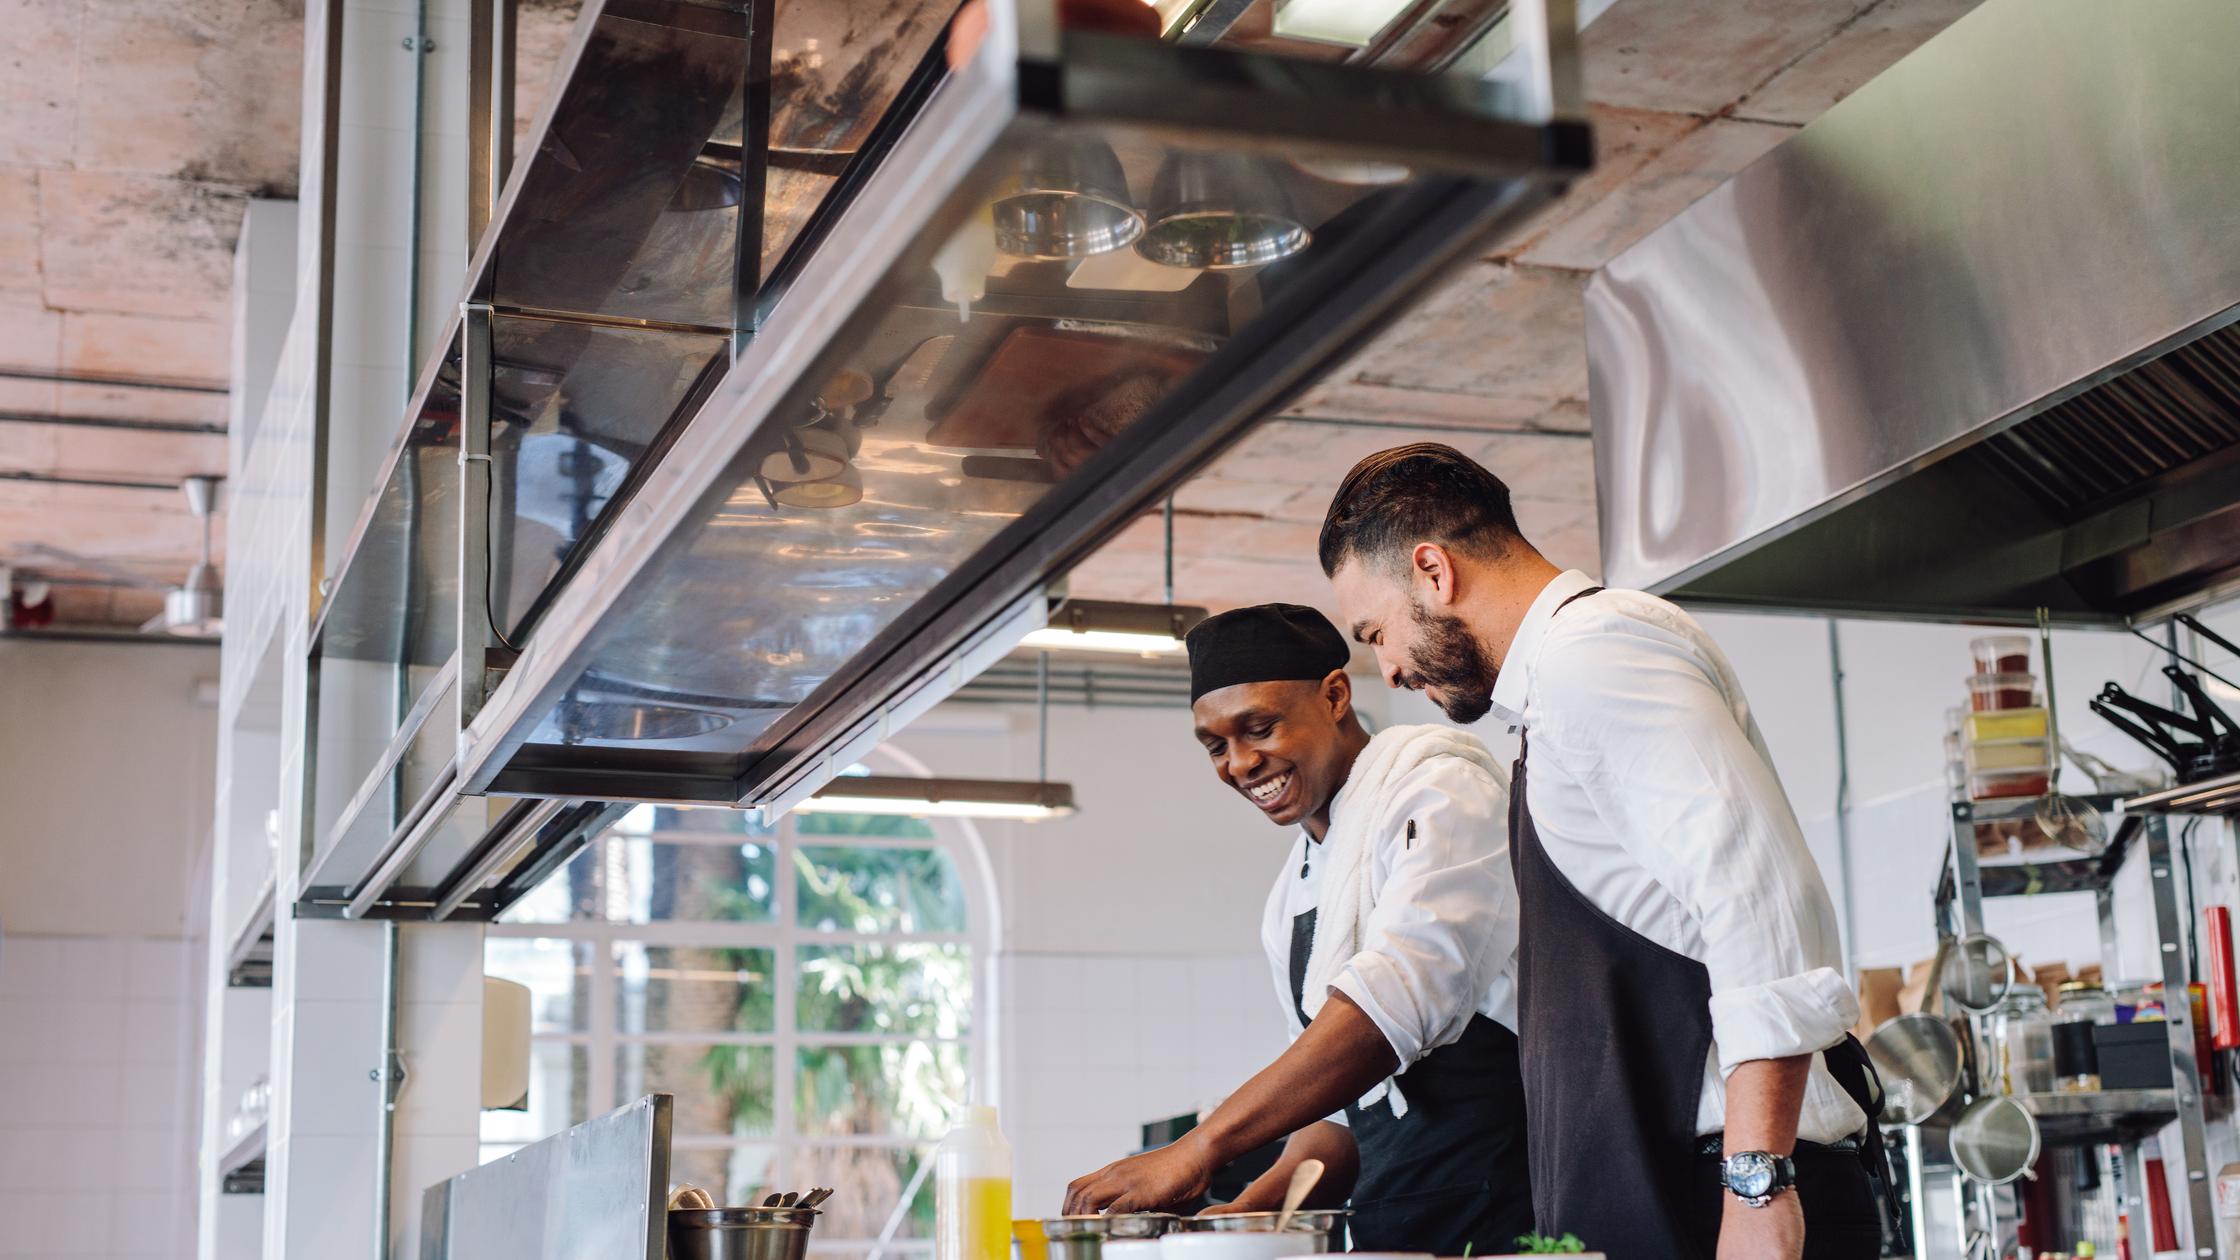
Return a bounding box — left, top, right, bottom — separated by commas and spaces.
0, 639, 218, 1260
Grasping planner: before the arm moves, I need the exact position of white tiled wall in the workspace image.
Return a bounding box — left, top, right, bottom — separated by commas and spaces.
998, 951, 1288, 1217
0, 934, 203, 1260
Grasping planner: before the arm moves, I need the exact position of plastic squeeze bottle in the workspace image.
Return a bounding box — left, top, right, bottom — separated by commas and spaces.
935, 1105, 1012, 1260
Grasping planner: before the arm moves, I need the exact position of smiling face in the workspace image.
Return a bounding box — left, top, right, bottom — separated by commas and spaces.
1191, 674, 1359, 831
1330, 556, 1500, 724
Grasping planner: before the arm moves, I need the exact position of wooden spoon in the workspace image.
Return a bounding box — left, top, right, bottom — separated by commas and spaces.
1274, 1158, 1325, 1234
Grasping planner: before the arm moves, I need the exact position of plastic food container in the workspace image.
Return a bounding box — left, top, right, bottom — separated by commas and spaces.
1965, 736, 2053, 773
1971, 634, 2036, 676
1969, 768, 2051, 800
1965, 707, 2050, 742
1967, 672, 2038, 711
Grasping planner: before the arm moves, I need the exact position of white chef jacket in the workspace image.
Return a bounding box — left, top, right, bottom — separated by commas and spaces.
1490, 568, 1866, 1144
1257, 751, 1521, 1124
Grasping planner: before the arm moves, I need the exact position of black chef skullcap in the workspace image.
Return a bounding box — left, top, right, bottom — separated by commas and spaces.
1186, 603, 1350, 702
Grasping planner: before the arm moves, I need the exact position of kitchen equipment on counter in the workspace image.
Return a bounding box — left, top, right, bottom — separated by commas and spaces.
1972, 635, 2036, 676
1038, 1214, 1186, 1260
1864, 1013, 1966, 1125
670, 1185, 718, 1211
668, 1205, 822, 1260
2051, 1020, 2099, 1092
1177, 1211, 1347, 1235
1164, 1220, 1336, 1260
1136, 154, 1310, 271
2091, 1022, 2175, 1091
936, 1105, 1012, 1260
1951, 1094, 2042, 1185
1967, 673, 2038, 713
1992, 985, 2059, 1094
992, 141, 1145, 260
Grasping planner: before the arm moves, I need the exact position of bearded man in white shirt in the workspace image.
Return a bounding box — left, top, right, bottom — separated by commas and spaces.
1318, 445, 1886, 1260
1064, 603, 1534, 1255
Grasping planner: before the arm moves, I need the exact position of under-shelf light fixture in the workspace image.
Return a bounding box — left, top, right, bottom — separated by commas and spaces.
793, 774, 1077, 822
1016, 597, 1207, 658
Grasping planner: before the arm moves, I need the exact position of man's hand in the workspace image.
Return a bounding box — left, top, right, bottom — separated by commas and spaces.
1064, 1136, 1216, 1216
1716, 1191, 1804, 1260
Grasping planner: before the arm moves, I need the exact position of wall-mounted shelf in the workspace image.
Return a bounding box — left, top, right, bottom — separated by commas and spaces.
2014, 1089, 2179, 1146
223, 878, 276, 988
219, 1122, 266, 1195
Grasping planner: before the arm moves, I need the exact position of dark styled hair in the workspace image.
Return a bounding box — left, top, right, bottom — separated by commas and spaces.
1317, 443, 1523, 577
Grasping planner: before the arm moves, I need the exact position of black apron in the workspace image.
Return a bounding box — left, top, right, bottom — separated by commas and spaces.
1507, 586, 1886, 1260
1288, 895, 1535, 1254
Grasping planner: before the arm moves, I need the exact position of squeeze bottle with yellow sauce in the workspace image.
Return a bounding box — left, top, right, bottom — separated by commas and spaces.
935, 1105, 1012, 1260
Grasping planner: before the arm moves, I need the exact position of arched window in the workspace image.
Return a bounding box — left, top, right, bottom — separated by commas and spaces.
485, 770, 996, 1258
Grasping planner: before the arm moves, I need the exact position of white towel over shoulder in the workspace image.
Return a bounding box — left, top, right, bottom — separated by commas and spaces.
1300, 723, 1505, 1116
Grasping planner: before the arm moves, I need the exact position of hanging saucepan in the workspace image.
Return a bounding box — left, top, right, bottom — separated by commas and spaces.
1940, 932, 2017, 1015
1864, 1013, 1966, 1126
1949, 1093, 2041, 1185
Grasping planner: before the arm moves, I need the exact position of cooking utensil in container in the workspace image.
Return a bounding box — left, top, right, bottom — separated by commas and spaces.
1864, 1013, 1965, 1125
1272, 1158, 1324, 1234
669, 1204, 821, 1260
1949, 1094, 2041, 1185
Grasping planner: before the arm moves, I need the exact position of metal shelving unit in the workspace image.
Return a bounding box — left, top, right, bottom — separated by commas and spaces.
222, 877, 277, 988
1934, 793, 2219, 1258
218, 1122, 266, 1195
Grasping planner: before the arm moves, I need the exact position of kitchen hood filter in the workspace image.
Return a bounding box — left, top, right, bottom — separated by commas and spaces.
1137, 154, 1310, 271
992, 141, 1144, 260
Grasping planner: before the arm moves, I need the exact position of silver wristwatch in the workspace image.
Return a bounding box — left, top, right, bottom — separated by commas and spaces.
1720, 1151, 1797, 1208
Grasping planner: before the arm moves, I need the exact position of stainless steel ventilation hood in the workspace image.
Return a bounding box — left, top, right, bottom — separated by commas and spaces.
1586, 0, 2240, 625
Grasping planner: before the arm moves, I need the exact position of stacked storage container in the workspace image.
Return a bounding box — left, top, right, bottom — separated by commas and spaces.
1963, 634, 2053, 800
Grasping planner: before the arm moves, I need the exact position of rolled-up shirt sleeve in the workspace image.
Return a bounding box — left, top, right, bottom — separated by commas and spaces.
1326, 758, 1517, 1069
1535, 621, 1858, 1074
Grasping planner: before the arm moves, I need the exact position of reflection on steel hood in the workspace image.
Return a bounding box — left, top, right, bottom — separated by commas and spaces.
1586, 0, 2240, 623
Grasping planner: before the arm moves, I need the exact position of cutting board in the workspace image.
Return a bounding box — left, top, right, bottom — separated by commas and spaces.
927, 326, 1204, 450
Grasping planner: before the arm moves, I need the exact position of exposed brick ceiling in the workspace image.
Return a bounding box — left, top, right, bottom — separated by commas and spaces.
0, 0, 1982, 629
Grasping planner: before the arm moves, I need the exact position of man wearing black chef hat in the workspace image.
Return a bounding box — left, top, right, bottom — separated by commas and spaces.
1063, 603, 1533, 1255
1319, 443, 1885, 1260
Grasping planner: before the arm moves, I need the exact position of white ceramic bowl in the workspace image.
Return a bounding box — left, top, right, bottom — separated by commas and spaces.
1160, 1230, 1326, 1260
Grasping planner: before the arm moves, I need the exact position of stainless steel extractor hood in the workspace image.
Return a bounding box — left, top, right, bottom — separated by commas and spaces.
1586, 0, 2240, 624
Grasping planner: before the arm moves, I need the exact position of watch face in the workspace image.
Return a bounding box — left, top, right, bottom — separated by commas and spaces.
1727, 1153, 1776, 1198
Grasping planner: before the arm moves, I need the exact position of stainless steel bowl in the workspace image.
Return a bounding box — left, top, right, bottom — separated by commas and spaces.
1039, 1213, 1185, 1260
1865, 1013, 1965, 1126
1180, 1210, 1349, 1234
992, 141, 1144, 260
1135, 154, 1309, 271
668, 1206, 820, 1260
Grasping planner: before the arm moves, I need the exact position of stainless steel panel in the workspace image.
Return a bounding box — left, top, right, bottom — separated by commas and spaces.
421, 1094, 670, 1260
1587, 0, 2240, 601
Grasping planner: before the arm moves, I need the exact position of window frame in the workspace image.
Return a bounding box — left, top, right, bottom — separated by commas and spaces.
485, 793, 998, 1254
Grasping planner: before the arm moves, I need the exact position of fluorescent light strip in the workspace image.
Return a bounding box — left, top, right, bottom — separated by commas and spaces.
791, 795, 1070, 821
1016, 627, 1187, 655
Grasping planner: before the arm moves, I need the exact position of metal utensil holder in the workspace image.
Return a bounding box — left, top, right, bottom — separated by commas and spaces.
668, 1205, 821, 1260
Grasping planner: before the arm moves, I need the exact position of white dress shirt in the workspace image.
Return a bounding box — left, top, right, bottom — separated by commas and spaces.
1490, 569, 1866, 1144
1257, 751, 1521, 1123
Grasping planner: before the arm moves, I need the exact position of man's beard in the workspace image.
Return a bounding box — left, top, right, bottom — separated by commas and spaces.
1404, 596, 1498, 724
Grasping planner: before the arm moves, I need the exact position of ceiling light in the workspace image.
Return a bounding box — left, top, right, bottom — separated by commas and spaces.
1017, 598, 1206, 658
791, 774, 1077, 822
